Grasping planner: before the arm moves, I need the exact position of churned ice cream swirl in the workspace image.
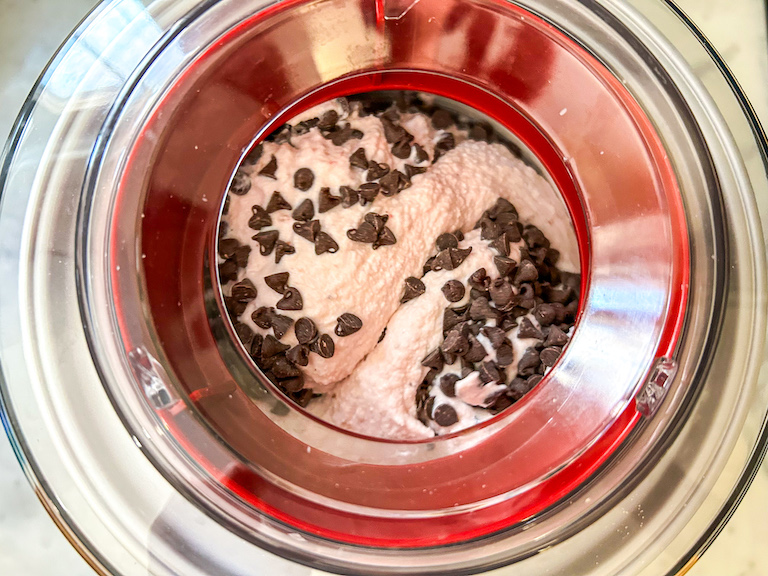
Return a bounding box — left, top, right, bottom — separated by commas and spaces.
218, 95, 580, 440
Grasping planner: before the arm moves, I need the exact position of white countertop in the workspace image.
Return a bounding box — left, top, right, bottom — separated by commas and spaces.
1, 0, 767, 574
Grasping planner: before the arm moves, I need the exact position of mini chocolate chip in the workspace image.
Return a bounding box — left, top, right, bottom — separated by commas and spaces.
272, 357, 301, 379
311, 334, 335, 358
433, 403, 458, 426
292, 199, 315, 221
231, 278, 257, 302
515, 260, 539, 284
274, 241, 295, 264
404, 164, 427, 179
505, 222, 523, 243
218, 237, 240, 259
507, 377, 531, 400
248, 206, 272, 230
253, 230, 279, 256
266, 191, 291, 213
359, 182, 380, 204
496, 342, 515, 366
251, 306, 273, 329
441, 350, 457, 366
373, 226, 396, 249
264, 272, 290, 294
479, 360, 501, 383
464, 333, 488, 362
293, 119, 317, 135
561, 271, 582, 294
518, 317, 544, 340
489, 278, 516, 310
494, 256, 516, 277
544, 325, 569, 347
339, 185, 359, 208
315, 231, 339, 255
481, 326, 507, 349
540, 346, 561, 367
270, 312, 293, 339
529, 246, 548, 265
431, 109, 453, 130
276, 286, 303, 311
517, 347, 541, 376
291, 388, 314, 407
565, 300, 579, 323
229, 170, 251, 195
329, 124, 363, 146
443, 308, 468, 333
469, 297, 495, 321
293, 219, 320, 242
423, 256, 436, 275
523, 225, 550, 249
469, 268, 490, 290
219, 260, 238, 283
496, 211, 518, 229
469, 287, 488, 301
391, 138, 411, 159
401, 276, 426, 303
286, 345, 310, 367
491, 232, 510, 257
316, 188, 340, 213
335, 313, 363, 337
468, 124, 491, 142
282, 375, 305, 393
421, 348, 444, 371
432, 246, 472, 271
363, 212, 387, 232
270, 124, 291, 145
262, 334, 290, 357
481, 218, 501, 241
379, 170, 407, 196
425, 396, 436, 421
534, 303, 557, 326
441, 280, 466, 303
347, 222, 378, 243
499, 316, 517, 331
295, 317, 318, 345
234, 322, 255, 348
350, 147, 368, 169
250, 333, 263, 358
488, 198, 517, 219
442, 329, 469, 356
258, 155, 278, 179
294, 168, 314, 191
527, 374, 543, 387
317, 109, 339, 131
413, 143, 429, 163
543, 286, 573, 305
436, 232, 459, 251
243, 144, 263, 166
232, 245, 251, 268
440, 373, 459, 397
433, 133, 455, 162
478, 360, 501, 384
381, 117, 407, 143
367, 161, 390, 180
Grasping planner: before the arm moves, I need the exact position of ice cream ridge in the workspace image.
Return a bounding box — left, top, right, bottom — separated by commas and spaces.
218, 94, 580, 441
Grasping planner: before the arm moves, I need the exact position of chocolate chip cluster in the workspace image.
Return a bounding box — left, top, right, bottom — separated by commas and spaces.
405, 199, 580, 428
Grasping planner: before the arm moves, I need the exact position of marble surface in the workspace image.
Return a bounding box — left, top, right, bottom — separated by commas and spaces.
0, 0, 767, 574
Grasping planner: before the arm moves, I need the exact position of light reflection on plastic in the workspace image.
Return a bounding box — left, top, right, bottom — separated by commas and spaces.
47, 0, 163, 100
